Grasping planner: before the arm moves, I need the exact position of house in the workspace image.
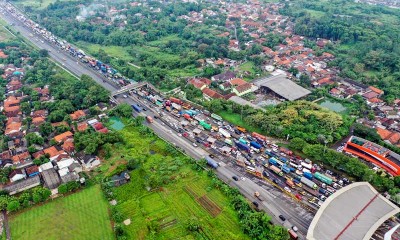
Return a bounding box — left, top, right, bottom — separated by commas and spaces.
51, 121, 69, 128
70, 110, 86, 121
62, 138, 75, 153
31, 110, 48, 118
41, 168, 61, 189
3, 175, 41, 195
233, 83, 253, 96
376, 127, 400, 145
330, 88, 341, 97
25, 165, 39, 177
36, 146, 66, 161
77, 154, 101, 169
54, 131, 73, 143
188, 78, 206, 90
202, 88, 224, 100
368, 86, 384, 97
32, 117, 46, 126
4, 105, 20, 117
11, 151, 31, 165
110, 171, 130, 187
9, 169, 27, 182
76, 122, 89, 132
97, 102, 108, 112
219, 81, 232, 91
5, 121, 22, 136
211, 71, 236, 82
39, 162, 54, 172
229, 78, 248, 86
362, 91, 379, 100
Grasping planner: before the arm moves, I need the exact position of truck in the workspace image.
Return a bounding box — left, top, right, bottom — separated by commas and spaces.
270, 165, 284, 177
169, 97, 183, 105
239, 138, 248, 145
282, 166, 291, 174
314, 172, 333, 185
254, 191, 263, 201
146, 116, 153, 123
131, 104, 141, 113
199, 121, 212, 130
250, 141, 262, 149
303, 171, 313, 180
205, 156, 219, 169
171, 103, 181, 110
279, 147, 293, 156
300, 177, 318, 190
219, 128, 231, 138
288, 229, 299, 240
319, 188, 328, 196
286, 179, 295, 188
183, 114, 192, 120
236, 142, 250, 152
211, 113, 223, 121
252, 132, 266, 142
293, 178, 303, 187
236, 126, 247, 133
224, 139, 233, 146
269, 157, 278, 166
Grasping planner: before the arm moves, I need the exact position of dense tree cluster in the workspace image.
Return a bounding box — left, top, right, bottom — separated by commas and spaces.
203, 99, 352, 144
74, 131, 123, 155
0, 186, 51, 212
281, 0, 400, 101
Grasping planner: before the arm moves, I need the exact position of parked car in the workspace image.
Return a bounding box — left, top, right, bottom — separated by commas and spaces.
232, 176, 239, 181
252, 201, 259, 208
279, 215, 286, 221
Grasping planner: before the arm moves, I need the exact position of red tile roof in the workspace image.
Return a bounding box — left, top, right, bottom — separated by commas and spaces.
202, 88, 224, 99
54, 131, 73, 143
368, 86, 384, 95
11, 152, 30, 164
376, 127, 392, 140
26, 165, 39, 175
230, 78, 247, 86
77, 122, 88, 132
234, 83, 252, 93
70, 110, 86, 121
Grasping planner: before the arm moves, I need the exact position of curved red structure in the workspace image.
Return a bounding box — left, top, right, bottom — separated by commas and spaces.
344, 142, 400, 176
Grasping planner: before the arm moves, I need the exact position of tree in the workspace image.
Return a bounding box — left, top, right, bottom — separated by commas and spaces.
110, 103, 132, 118
25, 132, 44, 146
7, 200, 20, 212
289, 137, 307, 151
58, 184, 68, 194
39, 122, 54, 137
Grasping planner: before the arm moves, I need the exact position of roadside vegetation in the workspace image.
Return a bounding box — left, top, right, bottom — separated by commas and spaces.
202, 98, 353, 144
98, 119, 288, 240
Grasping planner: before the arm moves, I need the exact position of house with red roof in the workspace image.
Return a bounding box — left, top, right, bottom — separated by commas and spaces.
54, 131, 73, 143
32, 117, 46, 126
70, 110, 86, 121
202, 88, 224, 100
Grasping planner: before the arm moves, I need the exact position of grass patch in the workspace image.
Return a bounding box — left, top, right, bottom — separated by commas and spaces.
107, 123, 249, 239
13, 0, 71, 9
0, 19, 16, 41
218, 110, 265, 135
9, 186, 113, 240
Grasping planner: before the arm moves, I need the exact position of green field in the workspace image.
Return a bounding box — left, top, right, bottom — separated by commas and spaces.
218, 110, 265, 135
9, 186, 114, 240
103, 123, 249, 239
0, 19, 16, 41
13, 0, 71, 9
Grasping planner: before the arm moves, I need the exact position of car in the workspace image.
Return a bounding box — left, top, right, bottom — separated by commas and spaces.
232, 176, 239, 181
192, 143, 198, 147
299, 191, 306, 195
178, 133, 182, 137
123, 94, 127, 98
284, 187, 291, 193
292, 226, 298, 232
142, 107, 147, 111
279, 215, 286, 221
153, 115, 158, 119
209, 154, 215, 158
252, 201, 259, 208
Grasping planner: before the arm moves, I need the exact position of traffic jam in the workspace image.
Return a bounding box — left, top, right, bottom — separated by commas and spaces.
127, 85, 352, 212
2, 2, 133, 88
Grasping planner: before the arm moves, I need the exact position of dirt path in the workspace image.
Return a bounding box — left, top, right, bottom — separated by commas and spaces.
2, 210, 11, 240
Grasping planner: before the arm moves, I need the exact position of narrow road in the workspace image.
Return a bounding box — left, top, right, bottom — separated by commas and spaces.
2, 210, 10, 240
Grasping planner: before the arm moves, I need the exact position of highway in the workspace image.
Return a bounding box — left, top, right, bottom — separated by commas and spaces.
0, 3, 313, 238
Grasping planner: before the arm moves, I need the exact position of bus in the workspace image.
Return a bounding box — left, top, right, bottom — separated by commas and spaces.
211, 113, 223, 121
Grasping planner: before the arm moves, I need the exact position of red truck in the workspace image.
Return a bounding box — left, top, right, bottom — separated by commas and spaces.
169, 97, 183, 105
146, 116, 153, 123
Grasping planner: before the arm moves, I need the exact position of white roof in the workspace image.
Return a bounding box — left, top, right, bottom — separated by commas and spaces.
57, 158, 75, 169
39, 162, 53, 172
58, 168, 69, 177
87, 119, 98, 125
254, 74, 311, 101
307, 182, 400, 240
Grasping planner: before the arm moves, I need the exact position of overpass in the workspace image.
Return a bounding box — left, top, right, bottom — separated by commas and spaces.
111, 81, 162, 96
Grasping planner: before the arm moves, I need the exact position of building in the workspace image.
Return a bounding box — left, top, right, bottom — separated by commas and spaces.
53, 131, 73, 143
25, 165, 39, 177
307, 182, 400, 240
41, 168, 61, 189
202, 88, 224, 100
77, 154, 101, 169
3, 175, 41, 195
232, 83, 253, 96
343, 136, 400, 176
211, 71, 236, 82
253, 74, 311, 101
9, 169, 26, 182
